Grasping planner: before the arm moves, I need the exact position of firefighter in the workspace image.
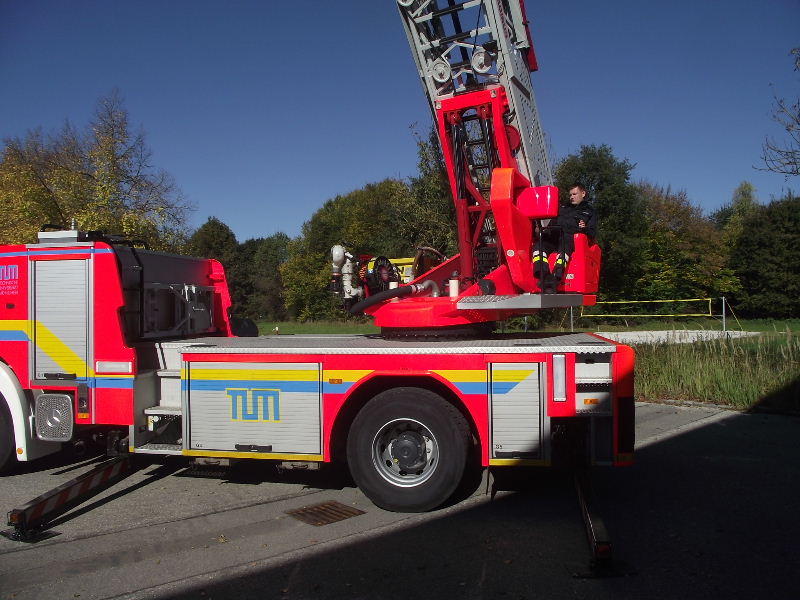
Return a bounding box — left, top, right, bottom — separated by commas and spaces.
533, 183, 597, 292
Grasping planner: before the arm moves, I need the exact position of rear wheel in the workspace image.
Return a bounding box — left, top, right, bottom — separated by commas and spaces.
347, 387, 470, 512
0, 397, 15, 473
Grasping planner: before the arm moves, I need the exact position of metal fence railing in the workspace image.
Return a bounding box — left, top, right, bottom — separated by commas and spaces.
571, 296, 739, 332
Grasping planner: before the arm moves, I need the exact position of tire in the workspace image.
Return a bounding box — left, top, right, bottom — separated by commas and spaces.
347, 387, 470, 512
0, 397, 15, 473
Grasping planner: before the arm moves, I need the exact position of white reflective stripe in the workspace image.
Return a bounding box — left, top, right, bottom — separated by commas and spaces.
553, 354, 567, 402
95, 361, 133, 374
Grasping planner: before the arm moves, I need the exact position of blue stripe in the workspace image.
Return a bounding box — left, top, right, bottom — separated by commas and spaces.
0, 248, 114, 258
322, 382, 356, 394
0, 331, 29, 341
34, 378, 134, 390
491, 382, 522, 395
450, 382, 487, 395
184, 379, 319, 393
94, 377, 135, 389
325, 380, 488, 396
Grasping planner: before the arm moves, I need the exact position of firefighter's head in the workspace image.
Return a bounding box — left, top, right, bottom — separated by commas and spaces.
568, 184, 587, 205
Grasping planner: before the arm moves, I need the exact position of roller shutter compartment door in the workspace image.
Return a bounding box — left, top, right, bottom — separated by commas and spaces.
33, 259, 90, 379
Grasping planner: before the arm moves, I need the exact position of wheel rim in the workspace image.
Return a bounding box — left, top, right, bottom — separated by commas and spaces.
371, 418, 439, 487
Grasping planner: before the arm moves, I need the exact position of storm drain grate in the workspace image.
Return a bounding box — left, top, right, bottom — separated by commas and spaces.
285, 501, 366, 526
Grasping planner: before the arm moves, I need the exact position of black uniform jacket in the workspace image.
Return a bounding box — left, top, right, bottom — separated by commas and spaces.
556, 201, 597, 240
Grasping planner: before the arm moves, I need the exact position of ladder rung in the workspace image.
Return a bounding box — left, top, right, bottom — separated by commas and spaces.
439, 30, 476, 46
430, 3, 467, 19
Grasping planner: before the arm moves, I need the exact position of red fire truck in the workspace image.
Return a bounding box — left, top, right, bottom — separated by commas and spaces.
0, 0, 634, 524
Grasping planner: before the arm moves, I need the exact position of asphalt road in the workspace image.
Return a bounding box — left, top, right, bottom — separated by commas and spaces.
1, 402, 797, 600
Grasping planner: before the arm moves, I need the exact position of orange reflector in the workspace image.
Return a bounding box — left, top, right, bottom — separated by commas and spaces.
583, 398, 600, 405
17, 447, 23, 455
329, 378, 343, 385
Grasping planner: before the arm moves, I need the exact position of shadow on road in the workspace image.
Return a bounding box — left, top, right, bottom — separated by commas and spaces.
0, 445, 106, 477
47, 459, 184, 530
157, 410, 799, 600
171, 458, 358, 493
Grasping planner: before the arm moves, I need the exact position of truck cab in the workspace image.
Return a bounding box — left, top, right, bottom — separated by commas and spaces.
0, 229, 233, 470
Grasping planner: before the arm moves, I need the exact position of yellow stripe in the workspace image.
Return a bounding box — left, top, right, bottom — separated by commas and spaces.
182, 450, 324, 461
581, 298, 713, 319
0, 319, 29, 331
34, 320, 93, 376
489, 458, 549, 467
186, 368, 318, 381
432, 369, 486, 383
323, 369, 373, 381
2, 319, 94, 377
491, 369, 536, 382
584, 313, 712, 318
592, 298, 712, 304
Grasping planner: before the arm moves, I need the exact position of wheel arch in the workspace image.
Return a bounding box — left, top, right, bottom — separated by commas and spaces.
328, 374, 481, 465
0, 358, 60, 464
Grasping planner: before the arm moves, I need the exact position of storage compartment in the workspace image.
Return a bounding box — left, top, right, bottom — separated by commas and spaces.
185, 361, 322, 455
490, 362, 545, 458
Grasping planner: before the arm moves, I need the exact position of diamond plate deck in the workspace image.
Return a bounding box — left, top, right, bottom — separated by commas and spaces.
177, 332, 618, 356
457, 293, 585, 310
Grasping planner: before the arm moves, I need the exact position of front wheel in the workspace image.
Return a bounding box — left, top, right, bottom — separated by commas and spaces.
347, 388, 470, 512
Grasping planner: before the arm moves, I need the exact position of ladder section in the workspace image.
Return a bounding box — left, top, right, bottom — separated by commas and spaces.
396, 0, 552, 185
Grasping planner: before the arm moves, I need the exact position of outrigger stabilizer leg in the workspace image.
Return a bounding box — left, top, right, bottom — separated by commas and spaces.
573, 468, 628, 578
2, 454, 138, 542
575, 470, 611, 564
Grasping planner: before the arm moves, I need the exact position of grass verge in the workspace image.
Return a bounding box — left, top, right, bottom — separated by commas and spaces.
635, 331, 800, 412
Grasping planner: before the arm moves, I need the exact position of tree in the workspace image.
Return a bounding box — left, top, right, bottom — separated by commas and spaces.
710, 181, 759, 234
760, 48, 800, 177
731, 195, 800, 317
0, 91, 191, 249
554, 145, 647, 299
711, 181, 761, 290
241, 233, 290, 321
186, 216, 245, 311
391, 125, 458, 256
281, 179, 414, 321
187, 219, 290, 321
186, 216, 239, 264
636, 183, 740, 301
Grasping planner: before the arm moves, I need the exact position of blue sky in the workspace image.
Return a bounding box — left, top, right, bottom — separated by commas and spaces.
1, 1, 798, 242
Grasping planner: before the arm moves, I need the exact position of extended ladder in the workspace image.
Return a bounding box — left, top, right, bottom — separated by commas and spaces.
397, 0, 552, 186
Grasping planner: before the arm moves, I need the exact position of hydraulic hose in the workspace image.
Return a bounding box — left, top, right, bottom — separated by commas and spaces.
349, 286, 413, 315
349, 280, 440, 315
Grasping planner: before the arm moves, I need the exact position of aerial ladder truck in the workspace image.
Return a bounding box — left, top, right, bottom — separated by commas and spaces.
1, 1, 633, 544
